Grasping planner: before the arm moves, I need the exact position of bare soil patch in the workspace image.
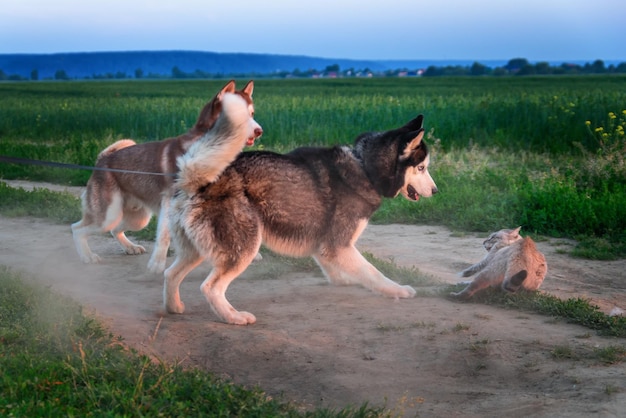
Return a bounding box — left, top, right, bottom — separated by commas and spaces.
1, 180, 625, 417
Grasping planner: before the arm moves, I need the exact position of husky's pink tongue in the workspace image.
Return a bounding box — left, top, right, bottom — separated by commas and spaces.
246, 138, 255, 146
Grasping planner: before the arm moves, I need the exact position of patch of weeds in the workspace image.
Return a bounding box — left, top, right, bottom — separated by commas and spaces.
376, 323, 405, 333
411, 321, 437, 330
376, 321, 435, 333
469, 362, 487, 376
452, 322, 470, 333
593, 345, 626, 365
551, 345, 578, 360
469, 339, 490, 354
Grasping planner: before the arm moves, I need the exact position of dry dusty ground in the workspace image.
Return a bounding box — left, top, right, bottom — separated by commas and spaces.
1, 180, 625, 417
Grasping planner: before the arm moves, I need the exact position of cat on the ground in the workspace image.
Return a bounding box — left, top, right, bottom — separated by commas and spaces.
450, 227, 547, 300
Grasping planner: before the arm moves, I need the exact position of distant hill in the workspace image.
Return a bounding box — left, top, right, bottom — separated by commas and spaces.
0, 50, 508, 79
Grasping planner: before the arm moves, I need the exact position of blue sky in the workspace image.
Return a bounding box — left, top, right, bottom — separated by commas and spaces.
1, 0, 624, 62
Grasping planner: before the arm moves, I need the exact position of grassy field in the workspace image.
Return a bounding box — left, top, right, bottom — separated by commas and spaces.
1, 76, 624, 257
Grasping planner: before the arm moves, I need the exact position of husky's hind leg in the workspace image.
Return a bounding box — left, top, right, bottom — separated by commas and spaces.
111, 199, 152, 256
71, 217, 104, 264
198, 230, 262, 325
71, 189, 110, 264
147, 199, 171, 274
163, 248, 204, 314
200, 249, 260, 325
314, 246, 416, 299
111, 229, 147, 255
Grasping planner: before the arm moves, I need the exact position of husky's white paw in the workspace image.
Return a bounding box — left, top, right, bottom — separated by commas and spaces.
81, 253, 102, 264
124, 244, 146, 255
147, 257, 166, 274
397, 285, 417, 298
223, 310, 257, 325
166, 299, 185, 314
383, 284, 416, 299
253, 252, 263, 262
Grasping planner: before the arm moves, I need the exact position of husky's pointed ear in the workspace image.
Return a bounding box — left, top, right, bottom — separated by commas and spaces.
219, 80, 236, 98
402, 114, 424, 131
400, 129, 424, 160
242, 80, 254, 97
513, 226, 522, 236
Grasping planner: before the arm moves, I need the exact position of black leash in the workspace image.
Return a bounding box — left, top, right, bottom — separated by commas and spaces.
0, 155, 176, 177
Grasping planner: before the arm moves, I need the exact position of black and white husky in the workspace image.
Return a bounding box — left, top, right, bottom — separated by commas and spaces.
165, 114, 438, 324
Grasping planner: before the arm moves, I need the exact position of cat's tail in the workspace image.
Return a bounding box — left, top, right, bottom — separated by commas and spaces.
502, 270, 528, 293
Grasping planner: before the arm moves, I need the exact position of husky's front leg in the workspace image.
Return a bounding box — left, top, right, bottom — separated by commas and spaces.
314, 246, 416, 299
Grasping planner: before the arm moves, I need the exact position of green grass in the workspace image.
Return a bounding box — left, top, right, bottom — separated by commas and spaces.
0, 266, 390, 417
1, 79, 624, 257
0, 181, 81, 222
443, 285, 626, 338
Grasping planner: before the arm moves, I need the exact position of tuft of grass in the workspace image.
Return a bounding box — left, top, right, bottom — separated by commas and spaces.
550, 345, 578, 360
452, 322, 470, 333
593, 345, 626, 365
361, 251, 439, 287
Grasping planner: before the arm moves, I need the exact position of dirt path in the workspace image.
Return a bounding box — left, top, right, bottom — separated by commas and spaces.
1, 180, 625, 417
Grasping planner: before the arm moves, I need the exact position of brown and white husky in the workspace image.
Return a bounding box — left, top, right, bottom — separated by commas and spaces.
71, 80, 261, 273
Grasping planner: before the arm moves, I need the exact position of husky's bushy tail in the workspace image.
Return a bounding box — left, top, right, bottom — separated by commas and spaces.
97, 139, 136, 160
176, 93, 254, 195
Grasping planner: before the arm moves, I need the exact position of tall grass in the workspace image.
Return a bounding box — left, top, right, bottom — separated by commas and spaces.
2, 77, 624, 154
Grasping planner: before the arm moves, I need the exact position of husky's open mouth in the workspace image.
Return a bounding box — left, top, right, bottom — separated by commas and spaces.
407, 185, 420, 201
246, 137, 256, 146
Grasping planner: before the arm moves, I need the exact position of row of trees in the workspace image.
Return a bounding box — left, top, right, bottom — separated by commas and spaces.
1, 58, 624, 81
421, 58, 625, 77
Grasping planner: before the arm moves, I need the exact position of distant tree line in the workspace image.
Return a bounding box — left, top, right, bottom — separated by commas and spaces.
419, 58, 626, 77
1, 58, 624, 81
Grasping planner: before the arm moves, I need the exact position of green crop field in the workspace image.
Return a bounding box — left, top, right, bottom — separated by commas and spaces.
0, 76, 625, 257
